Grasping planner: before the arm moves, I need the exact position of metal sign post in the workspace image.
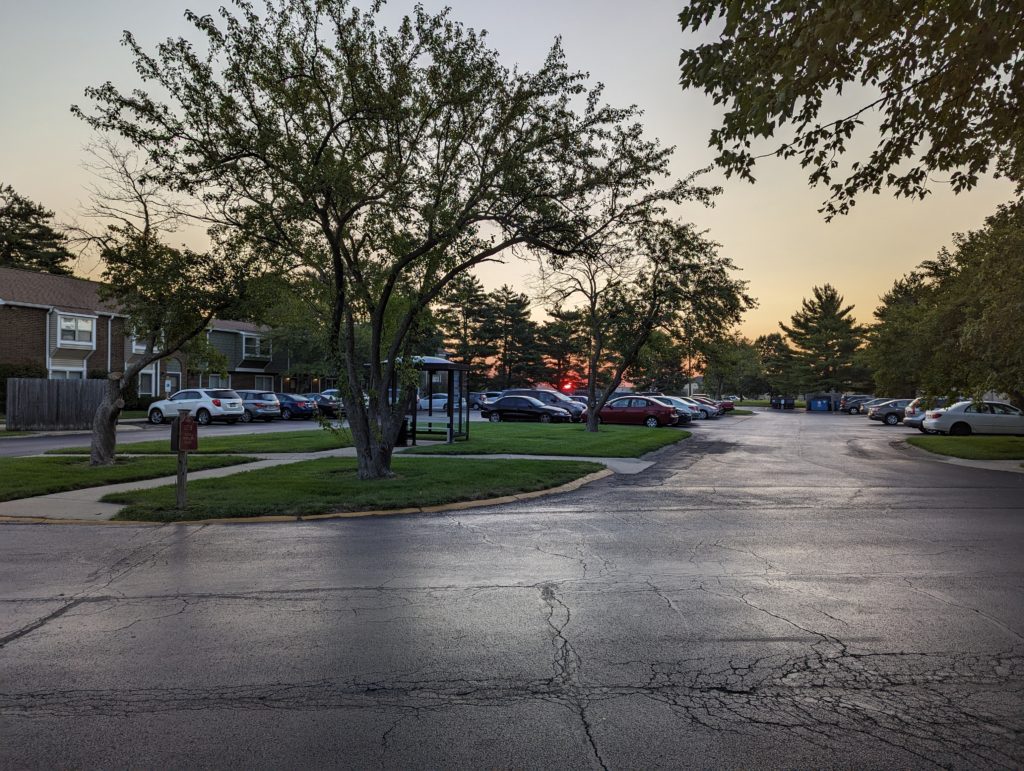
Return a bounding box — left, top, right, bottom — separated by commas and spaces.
170, 409, 198, 509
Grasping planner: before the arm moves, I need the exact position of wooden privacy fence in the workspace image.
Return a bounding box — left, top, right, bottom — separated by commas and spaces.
5, 378, 107, 431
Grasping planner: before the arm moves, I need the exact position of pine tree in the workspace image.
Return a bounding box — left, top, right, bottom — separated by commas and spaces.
433, 274, 494, 388
779, 285, 867, 392
479, 285, 540, 389
0, 184, 74, 275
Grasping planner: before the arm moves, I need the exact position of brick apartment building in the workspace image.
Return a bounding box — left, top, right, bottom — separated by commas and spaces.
0, 266, 286, 397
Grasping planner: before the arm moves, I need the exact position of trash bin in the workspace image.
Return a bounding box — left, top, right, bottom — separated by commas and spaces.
396, 417, 410, 447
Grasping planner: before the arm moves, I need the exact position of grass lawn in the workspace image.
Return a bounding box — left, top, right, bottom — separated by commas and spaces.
906, 435, 1024, 461
103, 457, 604, 522
724, 409, 754, 416
0, 430, 34, 438
49, 428, 353, 455
405, 421, 690, 458
121, 410, 149, 420
0, 455, 257, 502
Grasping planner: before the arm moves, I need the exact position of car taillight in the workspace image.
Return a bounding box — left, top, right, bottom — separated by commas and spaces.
254, 402, 265, 408
927, 411, 942, 419
212, 399, 222, 407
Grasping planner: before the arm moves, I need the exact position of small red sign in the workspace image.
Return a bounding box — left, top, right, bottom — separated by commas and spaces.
171, 414, 199, 452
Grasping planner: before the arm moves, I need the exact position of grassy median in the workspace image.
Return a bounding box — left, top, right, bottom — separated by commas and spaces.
0, 455, 257, 501
405, 422, 690, 457
103, 457, 604, 522
49, 428, 353, 455
906, 435, 1024, 461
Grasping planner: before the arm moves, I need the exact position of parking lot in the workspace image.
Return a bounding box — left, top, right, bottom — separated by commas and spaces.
2, 408, 1023, 767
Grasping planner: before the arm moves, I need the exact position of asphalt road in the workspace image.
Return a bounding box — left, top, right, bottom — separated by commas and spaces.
2, 410, 1022, 768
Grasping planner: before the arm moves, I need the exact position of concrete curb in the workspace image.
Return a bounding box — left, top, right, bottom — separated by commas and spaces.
0, 468, 614, 526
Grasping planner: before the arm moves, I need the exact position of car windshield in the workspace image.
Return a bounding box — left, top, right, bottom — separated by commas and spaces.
210, 390, 239, 399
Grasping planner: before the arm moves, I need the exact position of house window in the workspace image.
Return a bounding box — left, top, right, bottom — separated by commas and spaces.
243, 335, 271, 358
59, 316, 95, 345
207, 373, 230, 388
49, 369, 84, 380
131, 337, 151, 354
138, 371, 155, 396
254, 375, 274, 391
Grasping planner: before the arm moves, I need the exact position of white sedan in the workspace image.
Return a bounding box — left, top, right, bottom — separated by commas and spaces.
922, 400, 1024, 436
416, 394, 467, 411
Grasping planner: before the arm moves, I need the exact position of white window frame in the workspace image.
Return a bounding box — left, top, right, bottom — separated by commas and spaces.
254, 375, 274, 391
49, 369, 85, 380
57, 314, 96, 349
136, 364, 158, 396
205, 373, 231, 388
242, 334, 272, 359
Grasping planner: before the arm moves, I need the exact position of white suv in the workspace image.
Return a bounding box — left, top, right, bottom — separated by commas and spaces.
147, 389, 245, 426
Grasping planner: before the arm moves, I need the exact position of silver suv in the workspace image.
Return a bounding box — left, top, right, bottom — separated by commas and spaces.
236, 390, 282, 422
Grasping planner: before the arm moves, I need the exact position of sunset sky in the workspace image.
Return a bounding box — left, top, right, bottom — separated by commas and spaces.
1, 0, 1015, 338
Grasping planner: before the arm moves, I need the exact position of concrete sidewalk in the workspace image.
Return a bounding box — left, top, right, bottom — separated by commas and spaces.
0, 447, 646, 522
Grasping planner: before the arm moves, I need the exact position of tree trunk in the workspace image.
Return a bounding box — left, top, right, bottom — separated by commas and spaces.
90, 374, 125, 466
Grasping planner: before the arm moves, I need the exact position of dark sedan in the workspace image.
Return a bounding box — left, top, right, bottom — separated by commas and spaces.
303, 393, 344, 418
275, 393, 317, 420
481, 395, 573, 423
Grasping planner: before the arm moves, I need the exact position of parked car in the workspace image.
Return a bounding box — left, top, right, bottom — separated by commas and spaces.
677, 396, 712, 419
867, 398, 913, 425
840, 393, 875, 414
922, 401, 1024, 436
236, 390, 282, 423
148, 388, 244, 426
417, 394, 468, 411
481, 395, 572, 423
303, 393, 344, 418
855, 397, 893, 415
501, 388, 587, 422
599, 396, 678, 428
275, 393, 317, 420
469, 391, 504, 409
569, 395, 589, 405
649, 396, 693, 425
689, 396, 723, 417
903, 396, 953, 433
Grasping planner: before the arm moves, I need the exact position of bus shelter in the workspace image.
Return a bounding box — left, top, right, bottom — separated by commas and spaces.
408, 356, 470, 445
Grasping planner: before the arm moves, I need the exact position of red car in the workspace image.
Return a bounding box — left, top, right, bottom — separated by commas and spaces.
599, 396, 678, 427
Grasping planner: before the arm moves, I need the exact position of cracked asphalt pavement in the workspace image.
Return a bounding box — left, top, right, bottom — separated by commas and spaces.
2, 410, 1023, 768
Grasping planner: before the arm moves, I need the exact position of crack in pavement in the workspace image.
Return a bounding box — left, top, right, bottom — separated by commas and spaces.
2, 645, 1020, 767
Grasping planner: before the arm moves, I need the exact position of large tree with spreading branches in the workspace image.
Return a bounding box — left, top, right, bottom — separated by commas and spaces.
76, 0, 678, 478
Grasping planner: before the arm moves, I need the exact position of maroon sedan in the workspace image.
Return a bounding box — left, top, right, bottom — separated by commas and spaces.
599, 396, 678, 427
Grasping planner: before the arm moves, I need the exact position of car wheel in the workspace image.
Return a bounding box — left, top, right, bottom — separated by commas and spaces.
489, 413, 501, 423
644, 416, 659, 428
700, 409, 710, 419
884, 413, 900, 426
847, 408, 857, 414
949, 421, 972, 436
918, 426, 930, 434
281, 408, 292, 420
148, 409, 164, 425
539, 413, 552, 424
196, 409, 212, 426
240, 410, 253, 423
